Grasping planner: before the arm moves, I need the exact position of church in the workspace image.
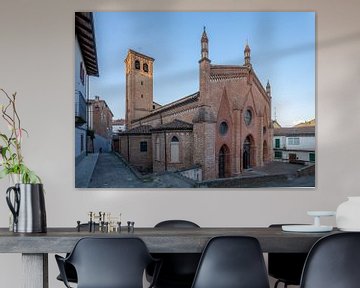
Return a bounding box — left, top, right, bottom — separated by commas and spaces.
115, 28, 273, 181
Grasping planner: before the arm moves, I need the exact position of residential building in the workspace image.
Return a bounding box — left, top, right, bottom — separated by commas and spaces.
88, 96, 114, 153
75, 12, 99, 164
273, 123, 315, 164
112, 118, 126, 134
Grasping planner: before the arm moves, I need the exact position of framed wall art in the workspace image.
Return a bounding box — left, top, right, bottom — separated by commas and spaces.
75, 12, 315, 188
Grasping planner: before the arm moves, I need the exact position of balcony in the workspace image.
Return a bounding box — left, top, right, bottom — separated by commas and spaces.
75, 90, 87, 125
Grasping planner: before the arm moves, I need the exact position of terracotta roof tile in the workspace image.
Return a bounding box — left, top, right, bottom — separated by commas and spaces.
274, 126, 315, 136
121, 125, 152, 135
151, 119, 193, 131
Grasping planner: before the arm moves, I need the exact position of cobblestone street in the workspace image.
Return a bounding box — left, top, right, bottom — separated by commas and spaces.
88, 153, 143, 188
76, 153, 315, 188
86, 153, 194, 188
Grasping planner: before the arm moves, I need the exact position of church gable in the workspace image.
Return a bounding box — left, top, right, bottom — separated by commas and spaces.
242, 88, 258, 116
217, 88, 233, 125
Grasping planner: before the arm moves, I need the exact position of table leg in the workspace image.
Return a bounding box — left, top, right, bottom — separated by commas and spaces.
22, 253, 48, 288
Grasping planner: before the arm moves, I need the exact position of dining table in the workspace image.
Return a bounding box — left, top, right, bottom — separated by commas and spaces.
0, 226, 340, 288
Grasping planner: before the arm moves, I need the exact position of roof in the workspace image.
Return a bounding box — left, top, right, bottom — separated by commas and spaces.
88, 97, 114, 117
274, 126, 315, 137
272, 120, 281, 128
75, 12, 99, 76
294, 119, 316, 127
112, 119, 125, 125
127, 49, 155, 62
133, 92, 199, 123
151, 119, 193, 132
120, 125, 152, 135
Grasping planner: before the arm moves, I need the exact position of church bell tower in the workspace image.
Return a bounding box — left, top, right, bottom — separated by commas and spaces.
125, 50, 154, 129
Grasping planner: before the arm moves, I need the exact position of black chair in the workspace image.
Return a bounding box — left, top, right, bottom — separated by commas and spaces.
191, 236, 270, 288
55, 237, 160, 288
56, 223, 99, 284
147, 220, 201, 288
300, 232, 360, 288
268, 224, 308, 288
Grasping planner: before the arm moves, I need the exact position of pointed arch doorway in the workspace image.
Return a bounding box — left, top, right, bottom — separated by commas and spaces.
243, 136, 253, 169
218, 145, 230, 178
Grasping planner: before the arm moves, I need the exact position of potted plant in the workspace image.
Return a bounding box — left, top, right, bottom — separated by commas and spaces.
0, 89, 46, 233
0, 89, 41, 183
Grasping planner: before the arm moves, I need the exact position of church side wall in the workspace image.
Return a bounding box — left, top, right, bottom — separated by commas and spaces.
128, 135, 153, 173
166, 131, 193, 172
119, 136, 129, 161
152, 131, 193, 173
152, 132, 164, 173
119, 134, 153, 172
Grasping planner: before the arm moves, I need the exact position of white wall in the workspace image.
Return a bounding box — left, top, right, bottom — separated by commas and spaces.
75, 36, 86, 99
274, 135, 315, 151
287, 136, 315, 151
0, 0, 359, 287
75, 127, 86, 160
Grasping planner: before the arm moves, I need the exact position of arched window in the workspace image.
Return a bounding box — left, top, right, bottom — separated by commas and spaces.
244, 109, 252, 126
143, 63, 149, 72
219, 121, 228, 136
135, 60, 140, 70
170, 136, 180, 163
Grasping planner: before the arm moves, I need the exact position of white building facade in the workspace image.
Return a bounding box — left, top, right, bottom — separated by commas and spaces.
75, 37, 88, 163
112, 119, 126, 134
273, 126, 315, 164
75, 12, 99, 165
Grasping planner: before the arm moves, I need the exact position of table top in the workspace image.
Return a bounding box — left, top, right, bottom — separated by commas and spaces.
0, 227, 340, 254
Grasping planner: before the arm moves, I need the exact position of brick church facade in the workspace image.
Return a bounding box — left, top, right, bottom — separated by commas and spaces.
116, 28, 273, 181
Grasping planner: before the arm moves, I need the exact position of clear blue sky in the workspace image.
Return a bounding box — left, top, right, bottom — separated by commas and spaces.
90, 12, 315, 127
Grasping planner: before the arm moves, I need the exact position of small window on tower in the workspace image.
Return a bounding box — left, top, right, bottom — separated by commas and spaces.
135, 60, 140, 70
141, 81, 143, 85
143, 63, 149, 72
141, 94, 143, 98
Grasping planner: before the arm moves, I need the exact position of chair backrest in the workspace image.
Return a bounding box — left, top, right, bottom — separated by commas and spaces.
155, 219, 200, 228
191, 236, 270, 288
66, 237, 154, 288
300, 232, 360, 288
151, 220, 201, 286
